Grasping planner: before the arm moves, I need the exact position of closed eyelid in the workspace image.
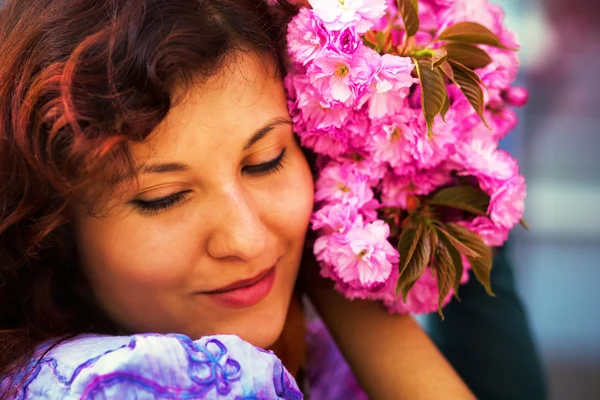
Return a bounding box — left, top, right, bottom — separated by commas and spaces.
242, 148, 286, 175
129, 147, 286, 215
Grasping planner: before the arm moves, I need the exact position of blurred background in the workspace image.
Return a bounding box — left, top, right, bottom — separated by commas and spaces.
496, 0, 599, 398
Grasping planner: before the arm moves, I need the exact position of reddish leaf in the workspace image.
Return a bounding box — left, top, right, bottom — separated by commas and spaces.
440, 61, 460, 88
450, 60, 490, 129
437, 232, 465, 297
447, 223, 494, 296
432, 48, 448, 69
443, 42, 493, 70
396, 0, 420, 37
435, 225, 479, 258
438, 22, 516, 50
434, 242, 456, 317
397, 224, 432, 301
412, 58, 448, 136
429, 226, 439, 256
440, 90, 450, 123
429, 185, 491, 216
409, 0, 419, 13
397, 224, 422, 275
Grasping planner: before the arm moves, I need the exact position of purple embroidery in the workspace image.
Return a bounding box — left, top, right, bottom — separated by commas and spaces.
80, 335, 243, 399
6, 334, 306, 399
272, 358, 304, 400
5, 344, 128, 400
176, 335, 242, 395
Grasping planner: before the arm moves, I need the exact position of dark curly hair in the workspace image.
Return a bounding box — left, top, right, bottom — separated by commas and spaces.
0, 0, 297, 395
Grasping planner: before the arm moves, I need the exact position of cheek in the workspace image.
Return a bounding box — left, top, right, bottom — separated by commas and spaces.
260, 149, 314, 244
76, 216, 196, 290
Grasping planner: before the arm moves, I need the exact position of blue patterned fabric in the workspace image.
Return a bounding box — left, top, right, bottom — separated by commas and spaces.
2, 333, 303, 399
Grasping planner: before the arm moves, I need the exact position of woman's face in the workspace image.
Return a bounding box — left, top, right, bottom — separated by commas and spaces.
73, 54, 314, 349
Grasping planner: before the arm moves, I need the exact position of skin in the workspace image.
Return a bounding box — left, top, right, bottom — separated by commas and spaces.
308, 275, 476, 399
72, 52, 314, 349
69, 50, 474, 398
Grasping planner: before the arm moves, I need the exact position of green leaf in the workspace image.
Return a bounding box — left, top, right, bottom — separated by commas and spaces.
433, 242, 456, 317
396, 224, 432, 301
410, 48, 434, 58
438, 22, 516, 50
450, 60, 490, 129
384, 32, 394, 53
375, 31, 386, 51
429, 185, 491, 216
412, 58, 447, 137
447, 223, 495, 296
443, 42, 493, 70
431, 48, 448, 69
440, 61, 460, 88
373, 31, 394, 54
437, 232, 465, 297
520, 218, 530, 231
362, 35, 379, 52
396, 0, 420, 37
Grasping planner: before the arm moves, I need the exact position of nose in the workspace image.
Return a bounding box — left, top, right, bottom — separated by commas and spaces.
205, 185, 268, 262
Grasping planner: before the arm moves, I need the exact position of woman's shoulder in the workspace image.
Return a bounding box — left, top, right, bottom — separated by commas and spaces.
8, 333, 302, 399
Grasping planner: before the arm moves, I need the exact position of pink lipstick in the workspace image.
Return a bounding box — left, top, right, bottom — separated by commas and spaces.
203, 266, 276, 308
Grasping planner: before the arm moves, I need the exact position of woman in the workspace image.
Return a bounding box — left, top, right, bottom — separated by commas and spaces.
0, 0, 475, 398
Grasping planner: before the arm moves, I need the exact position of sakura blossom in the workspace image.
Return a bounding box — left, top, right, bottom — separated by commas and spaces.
284, 0, 528, 314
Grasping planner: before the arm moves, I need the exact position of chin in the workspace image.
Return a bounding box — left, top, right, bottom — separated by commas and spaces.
228, 297, 291, 349
242, 323, 285, 350
237, 267, 298, 349
216, 312, 284, 350
185, 264, 298, 349
183, 310, 286, 350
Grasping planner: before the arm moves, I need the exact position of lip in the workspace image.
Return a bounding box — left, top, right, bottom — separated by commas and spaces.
202, 266, 276, 308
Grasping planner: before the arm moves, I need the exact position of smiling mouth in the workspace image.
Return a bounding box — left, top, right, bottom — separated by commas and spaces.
201, 266, 277, 308
205, 266, 275, 293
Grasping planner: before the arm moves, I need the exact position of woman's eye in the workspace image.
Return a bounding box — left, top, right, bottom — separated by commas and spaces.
242, 148, 287, 175
131, 191, 191, 215
129, 149, 286, 215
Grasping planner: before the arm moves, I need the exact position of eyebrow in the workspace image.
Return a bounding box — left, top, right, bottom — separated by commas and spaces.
139, 117, 292, 176
142, 162, 189, 174
243, 117, 292, 151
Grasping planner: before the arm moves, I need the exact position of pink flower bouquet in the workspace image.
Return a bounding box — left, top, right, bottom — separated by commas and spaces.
285, 0, 528, 315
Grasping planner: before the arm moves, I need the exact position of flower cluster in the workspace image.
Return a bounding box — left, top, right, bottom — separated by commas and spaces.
285, 0, 528, 314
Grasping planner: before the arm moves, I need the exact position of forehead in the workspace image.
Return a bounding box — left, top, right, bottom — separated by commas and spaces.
132, 53, 288, 163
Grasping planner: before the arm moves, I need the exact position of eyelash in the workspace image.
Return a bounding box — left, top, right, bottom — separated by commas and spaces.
132, 190, 191, 215
132, 148, 287, 215
242, 148, 286, 175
